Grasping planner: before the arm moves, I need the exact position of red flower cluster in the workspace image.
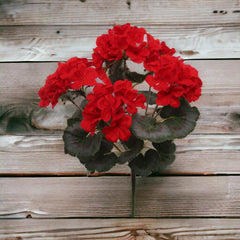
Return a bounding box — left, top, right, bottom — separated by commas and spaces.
146, 55, 202, 107
93, 23, 148, 68
39, 24, 202, 142
92, 23, 201, 108
81, 79, 146, 142
38, 57, 98, 108
93, 24, 175, 69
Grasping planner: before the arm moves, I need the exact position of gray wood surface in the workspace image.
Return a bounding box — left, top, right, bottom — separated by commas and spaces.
0, 176, 240, 218
1, 135, 239, 175
1, 25, 239, 61
1, 0, 239, 25
0, 218, 240, 239
1, 60, 240, 104
1, 0, 240, 237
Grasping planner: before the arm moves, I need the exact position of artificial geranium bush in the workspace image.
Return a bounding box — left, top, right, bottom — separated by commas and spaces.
39, 23, 202, 177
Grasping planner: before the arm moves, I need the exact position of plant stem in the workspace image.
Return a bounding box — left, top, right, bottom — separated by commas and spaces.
145, 86, 152, 115
67, 97, 83, 112
131, 168, 136, 217
152, 104, 159, 118
113, 143, 123, 153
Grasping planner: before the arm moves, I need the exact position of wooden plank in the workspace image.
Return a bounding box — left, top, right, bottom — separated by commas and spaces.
1, 25, 240, 61
0, 0, 239, 26
1, 218, 240, 239
0, 177, 132, 218
135, 176, 240, 217
0, 176, 240, 218
1, 102, 240, 134
0, 61, 239, 134
0, 135, 240, 175
0, 60, 239, 104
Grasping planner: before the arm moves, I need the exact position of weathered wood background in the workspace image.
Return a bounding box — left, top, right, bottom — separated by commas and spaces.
0, 0, 240, 239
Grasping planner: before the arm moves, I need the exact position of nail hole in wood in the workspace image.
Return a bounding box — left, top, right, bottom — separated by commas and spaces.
219, 10, 227, 14
126, 0, 131, 9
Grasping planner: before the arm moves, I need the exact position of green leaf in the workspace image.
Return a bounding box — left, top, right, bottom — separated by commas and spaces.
152, 140, 176, 166
160, 98, 200, 139
118, 134, 144, 164
78, 139, 117, 173
132, 114, 173, 143
67, 110, 83, 126
132, 98, 200, 142
129, 141, 176, 177
108, 59, 125, 83
63, 121, 102, 157
125, 71, 150, 83
81, 153, 117, 174
137, 91, 157, 105
129, 149, 165, 177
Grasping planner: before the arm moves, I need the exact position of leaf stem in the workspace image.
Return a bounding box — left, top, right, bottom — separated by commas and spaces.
152, 104, 159, 118
68, 98, 83, 111
145, 86, 152, 115
113, 143, 123, 153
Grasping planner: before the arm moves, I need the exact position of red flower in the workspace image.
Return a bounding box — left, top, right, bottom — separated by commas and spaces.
80, 107, 102, 135
93, 24, 151, 69
181, 64, 202, 102
38, 57, 98, 108
156, 86, 185, 108
102, 112, 132, 142
145, 55, 202, 107
81, 79, 146, 142
126, 43, 149, 63
114, 80, 146, 114
144, 34, 176, 72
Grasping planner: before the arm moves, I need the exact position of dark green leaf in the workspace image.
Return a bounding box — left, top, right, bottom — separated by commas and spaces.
118, 134, 144, 164
80, 99, 89, 109
129, 149, 165, 177
152, 141, 176, 166
160, 98, 200, 139
125, 71, 149, 83
67, 110, 83, 126
132, 114, 173, 143
132, 98, 200, 142
63, 121, 102, 157
81, 153, 117, 174
78, 139, 117, 173
108, 59, 125, 83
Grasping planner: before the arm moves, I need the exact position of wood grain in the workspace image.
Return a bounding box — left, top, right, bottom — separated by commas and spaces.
0, 177, 132, 218
0, 135, 239, 175
1, 25, 240, 61
135, 176, 240, 217
1, 103, 240, 134
0, 0, 239, 25
0, 218, 240, 239
0, 176, 240, 218
0, 0, 239, 237
1, 60, 239, 104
